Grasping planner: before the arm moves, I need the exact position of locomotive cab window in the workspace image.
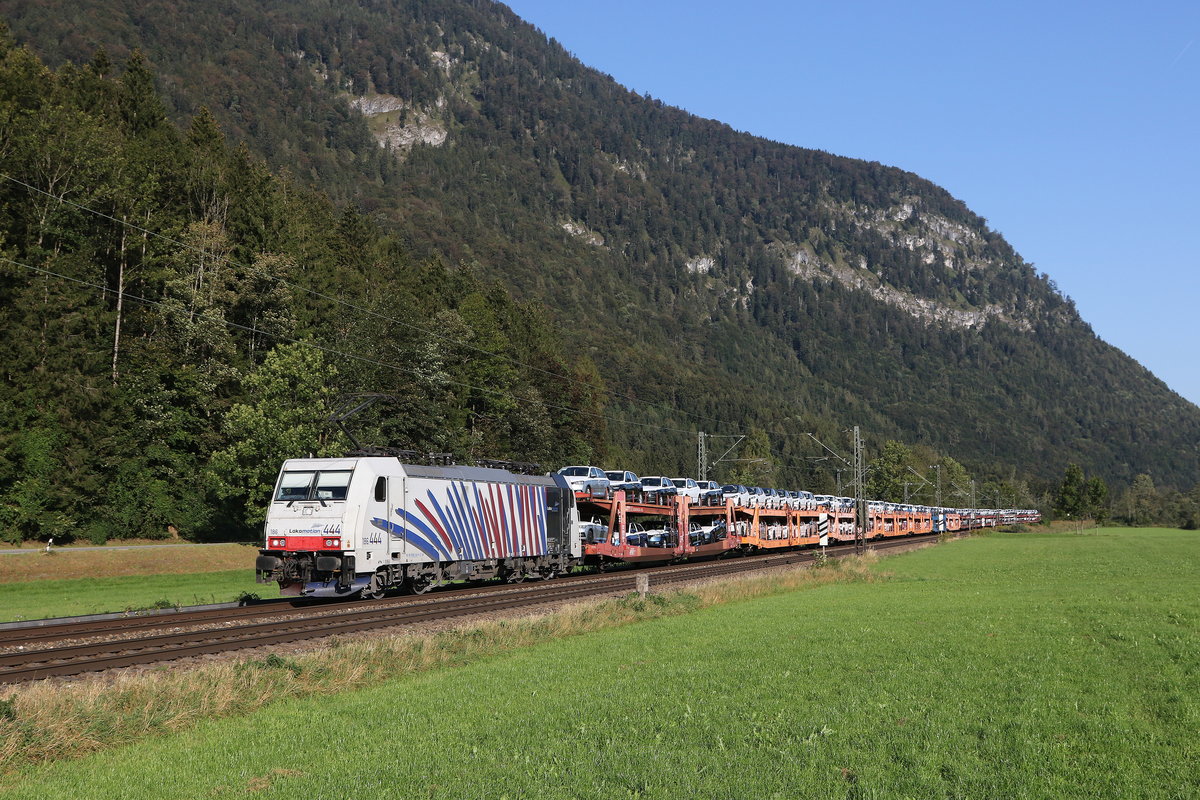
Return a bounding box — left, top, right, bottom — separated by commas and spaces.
274, 470, 354, 502
276, 471, 315, 501
314, 471, 353, 500
374, 476, 387, 503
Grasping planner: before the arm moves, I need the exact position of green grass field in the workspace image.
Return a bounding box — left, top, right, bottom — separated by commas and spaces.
3, 529, 1197, 799
0, 569, 276, 622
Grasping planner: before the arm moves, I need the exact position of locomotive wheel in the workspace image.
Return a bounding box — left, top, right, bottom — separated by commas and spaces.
363, 573, 386, 600
409, 574, 435, 595
503, 560, 531, 583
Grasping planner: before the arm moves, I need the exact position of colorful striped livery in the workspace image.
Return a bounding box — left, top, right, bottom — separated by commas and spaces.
374, 480, 550, 562
260, 458, 578, 597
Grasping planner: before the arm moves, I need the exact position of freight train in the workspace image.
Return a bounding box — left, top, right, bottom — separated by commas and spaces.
255, 456, 1040, 598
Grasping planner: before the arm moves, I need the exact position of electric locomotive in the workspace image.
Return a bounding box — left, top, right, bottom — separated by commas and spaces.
255, 457, 581, 598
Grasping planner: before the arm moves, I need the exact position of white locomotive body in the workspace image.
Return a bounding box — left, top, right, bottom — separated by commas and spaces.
256, 457, 580, 597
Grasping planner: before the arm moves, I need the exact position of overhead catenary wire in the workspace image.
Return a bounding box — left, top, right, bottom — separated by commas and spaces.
4, 252, 970, 496
2, 172, 841, 445
0, 255, 700, 437
1, 171, 879, 471
0, 171, 753, 436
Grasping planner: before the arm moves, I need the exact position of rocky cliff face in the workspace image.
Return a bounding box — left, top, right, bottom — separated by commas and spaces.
350, 93, 449, 153
772, 198, 1039, 332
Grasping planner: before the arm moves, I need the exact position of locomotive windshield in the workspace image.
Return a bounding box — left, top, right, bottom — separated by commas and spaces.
274, 470, 354, 502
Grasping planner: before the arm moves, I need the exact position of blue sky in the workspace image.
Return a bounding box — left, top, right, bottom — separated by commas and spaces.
504, 0, 1200, 406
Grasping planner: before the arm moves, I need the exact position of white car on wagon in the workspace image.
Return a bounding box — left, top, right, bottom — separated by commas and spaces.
557, 466, 610, 496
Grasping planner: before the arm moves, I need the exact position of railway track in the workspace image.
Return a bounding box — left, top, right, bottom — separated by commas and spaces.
0, 535, 939, 684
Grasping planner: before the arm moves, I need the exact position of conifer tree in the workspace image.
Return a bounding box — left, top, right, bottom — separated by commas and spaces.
1054, 463, 1086, 520
119, 50, 166, 136
1084, 476, 1109, 523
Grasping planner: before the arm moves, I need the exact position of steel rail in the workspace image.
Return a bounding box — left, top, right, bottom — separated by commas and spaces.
0, 538, 883, 647
0, 535, 940, 683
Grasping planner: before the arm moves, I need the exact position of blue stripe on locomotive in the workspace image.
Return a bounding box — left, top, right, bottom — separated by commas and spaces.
426, 491, 464, 559
449, 482, 481, 559
369, 514, 446, 562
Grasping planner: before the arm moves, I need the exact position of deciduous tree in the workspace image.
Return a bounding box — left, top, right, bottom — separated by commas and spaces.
208, 343, 345, 530
866, 440, 913, 503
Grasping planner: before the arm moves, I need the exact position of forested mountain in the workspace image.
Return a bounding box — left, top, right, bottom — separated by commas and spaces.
0, 31, 605, 541
1, 0, 1198, 541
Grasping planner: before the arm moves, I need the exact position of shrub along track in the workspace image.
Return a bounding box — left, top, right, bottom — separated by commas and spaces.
0, 535, 940, 683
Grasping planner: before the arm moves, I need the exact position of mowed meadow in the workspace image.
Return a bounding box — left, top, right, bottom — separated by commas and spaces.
1, 530, 1196, 799
0, 544, 273, 620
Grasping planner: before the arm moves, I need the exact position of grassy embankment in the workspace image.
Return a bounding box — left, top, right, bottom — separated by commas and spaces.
0, 545, 273, 621
1, 529, 1197, 798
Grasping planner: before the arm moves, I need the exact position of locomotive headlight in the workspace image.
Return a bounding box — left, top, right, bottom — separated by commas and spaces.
324, 538, 334, 547
270, 538, 286, 548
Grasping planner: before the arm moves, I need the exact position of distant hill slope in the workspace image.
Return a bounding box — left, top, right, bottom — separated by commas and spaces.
3, 0, 1198, 488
